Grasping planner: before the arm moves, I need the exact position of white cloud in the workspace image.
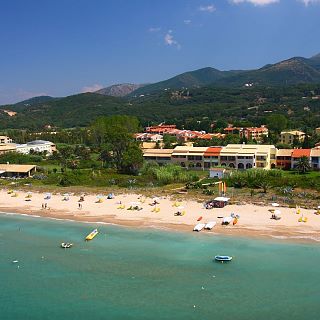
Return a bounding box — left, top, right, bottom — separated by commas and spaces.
164, 30, 181, 49
81, 84, 103, 93
184, 19, 192, 24
199, 4, 216, 12
231, 0, 279, 5
299, 0, 320, 5
148, 27, 161, 32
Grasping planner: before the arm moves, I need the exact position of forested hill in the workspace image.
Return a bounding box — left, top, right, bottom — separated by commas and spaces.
131, 54, 320, 96
0, 84, 320, 131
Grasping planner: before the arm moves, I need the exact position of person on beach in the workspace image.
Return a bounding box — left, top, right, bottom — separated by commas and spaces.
44, 203, 47, 209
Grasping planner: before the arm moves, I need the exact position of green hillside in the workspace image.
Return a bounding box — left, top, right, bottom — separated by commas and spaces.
0, 84, 320, 132
131, 55, 320, 95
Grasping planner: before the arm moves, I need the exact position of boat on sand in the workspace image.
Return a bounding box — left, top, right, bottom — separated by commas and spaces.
193, 223, 205, 232
204, 221, 216, 230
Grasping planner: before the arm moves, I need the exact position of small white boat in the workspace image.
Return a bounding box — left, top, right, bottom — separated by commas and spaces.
12, 260, 19, 263
222, 217, 233, 225
193, 223, 206, 232
204, 221, 216, 230
215, 255, 232, 262
61, 242, 73, 249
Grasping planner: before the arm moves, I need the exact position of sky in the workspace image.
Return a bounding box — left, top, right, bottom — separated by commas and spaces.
0, 0, 320, 104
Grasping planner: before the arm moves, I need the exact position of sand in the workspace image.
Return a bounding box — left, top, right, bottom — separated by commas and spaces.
1, 189, 320, 242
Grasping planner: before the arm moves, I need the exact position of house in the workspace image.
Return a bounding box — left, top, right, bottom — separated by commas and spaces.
219, 144, 277, 169
276, 149, 293, 170
209, 168, 226, 179
224, 126, 268, 142
280, 131, 305, 145
0, 164, 37, 178
16, 140, 56, 155
310, 149, 320, 170
0, 144, 17, 155
0, 135, 13, 144
291, 149, 311, 169
145, 124, 176, 134
203, 147, 222, 169
143, 149, 173, 165
239, 126, 268, 141
135, 133, 163, 142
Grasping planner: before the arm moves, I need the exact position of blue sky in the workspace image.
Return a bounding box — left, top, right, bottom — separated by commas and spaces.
0, 0, 320, 104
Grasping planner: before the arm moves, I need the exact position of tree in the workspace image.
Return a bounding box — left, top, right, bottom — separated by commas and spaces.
266, 114, 288, 134
91, 115, 141, 172
163, 134, 177, 149
296, 156, 311, 174
121, 144, 144, 174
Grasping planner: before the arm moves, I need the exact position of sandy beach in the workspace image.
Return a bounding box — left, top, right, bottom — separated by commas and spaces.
1, 188, 320, 242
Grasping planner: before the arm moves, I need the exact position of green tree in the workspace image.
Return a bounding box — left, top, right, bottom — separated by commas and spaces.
91, 115, 141, 171
266, 114, 288, 134
121, 144, 144, 174
296, 156, 311, 174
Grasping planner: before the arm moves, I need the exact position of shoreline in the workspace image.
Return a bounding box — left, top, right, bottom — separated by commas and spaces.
1, 189, 320, 244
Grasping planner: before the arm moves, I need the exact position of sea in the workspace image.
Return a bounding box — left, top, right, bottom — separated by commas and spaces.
0, 212, 320, 320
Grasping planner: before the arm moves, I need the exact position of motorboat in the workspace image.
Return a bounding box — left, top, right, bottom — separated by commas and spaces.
193, 223, 206, 232
85, 229, 99, 241
215, 255, 232, 262
204, 221, 216, 230
61, 242, 73, 249
222, 216, 233, 225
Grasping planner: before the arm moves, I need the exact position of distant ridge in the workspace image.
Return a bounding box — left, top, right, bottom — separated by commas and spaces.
15, 95, 55, 106
96, 83, 146, 97
131, 53, 320, 95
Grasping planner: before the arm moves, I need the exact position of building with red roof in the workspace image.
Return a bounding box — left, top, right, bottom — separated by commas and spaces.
291, 149, 311, 169
203, 147, 222, 169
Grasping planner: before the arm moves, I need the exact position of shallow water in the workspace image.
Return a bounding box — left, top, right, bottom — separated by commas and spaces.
0, 213, 319, 320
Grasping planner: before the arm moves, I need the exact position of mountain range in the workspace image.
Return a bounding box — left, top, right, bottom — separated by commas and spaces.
95, 83, 146, 97
129, 53, 320, 96
0, 53, 320, 130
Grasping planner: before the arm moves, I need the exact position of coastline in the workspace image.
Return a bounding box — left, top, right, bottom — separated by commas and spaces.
1, 189, 320, 243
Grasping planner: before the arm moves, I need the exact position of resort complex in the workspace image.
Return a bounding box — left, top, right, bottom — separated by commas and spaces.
0, 137, 56, 155
143, 143, 320, 171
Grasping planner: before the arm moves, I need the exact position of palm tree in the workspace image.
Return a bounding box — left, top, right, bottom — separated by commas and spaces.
296, 156, 311, 174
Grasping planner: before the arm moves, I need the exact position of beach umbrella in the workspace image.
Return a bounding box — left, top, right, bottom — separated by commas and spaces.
176, 206, 184, 211
271, 203, 279, 207
274, 209, 281, 215
63, 193, 69, 197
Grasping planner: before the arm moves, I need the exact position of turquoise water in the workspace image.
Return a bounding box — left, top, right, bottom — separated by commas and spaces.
0, 213, 320, 320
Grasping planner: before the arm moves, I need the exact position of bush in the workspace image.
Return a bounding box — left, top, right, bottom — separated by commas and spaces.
141, 163, 199, 185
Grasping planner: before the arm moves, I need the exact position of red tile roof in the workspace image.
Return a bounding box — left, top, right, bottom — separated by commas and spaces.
204, 147, 222, 156
291, 149, 311, 158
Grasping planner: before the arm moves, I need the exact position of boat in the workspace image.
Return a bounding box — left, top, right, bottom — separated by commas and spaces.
193, 223, 205, 232
85, 228, 99, 241
61, 242, 73, 249
222, 216, 233, 225
215, 255, 233, 262
197, 216, 203, 221
204, 221, 216, 230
